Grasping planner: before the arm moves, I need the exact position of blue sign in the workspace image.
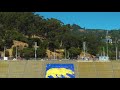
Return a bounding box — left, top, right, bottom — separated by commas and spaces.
45, 64, 75, 78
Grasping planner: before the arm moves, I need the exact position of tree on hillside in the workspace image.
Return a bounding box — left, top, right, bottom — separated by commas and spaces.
68, 47, 81, 59
20, 47, 34, 60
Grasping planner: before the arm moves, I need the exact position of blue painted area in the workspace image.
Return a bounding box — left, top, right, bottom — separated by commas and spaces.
48, 76, 54, 78
46, 64, 75, 78
46, 64, 74, 71
67, 74, 75, 78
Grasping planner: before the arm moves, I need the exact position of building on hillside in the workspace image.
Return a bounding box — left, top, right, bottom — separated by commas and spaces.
99, 56, 109, 61
103, 38, 112, 43
104, 31, 112, 43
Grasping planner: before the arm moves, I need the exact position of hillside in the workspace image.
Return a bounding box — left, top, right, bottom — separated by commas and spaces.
0, 12, 120, 60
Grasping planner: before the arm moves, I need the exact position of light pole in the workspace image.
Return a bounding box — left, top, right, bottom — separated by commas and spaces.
83, 42, 86, 58
16, 46, 18, 60
34, 42, 37, 60
67, 51, 69, 59
54, 49, 55, 59
2, 39, 6, 59
106, 41, 108, 57
115, 38, 119, 60
106, 30, 109, 58
103, 47, 105, 56
116, 46, 118, 60
65, 48, 66, 59
4, 46, 6, 59
119, 51, 120, 60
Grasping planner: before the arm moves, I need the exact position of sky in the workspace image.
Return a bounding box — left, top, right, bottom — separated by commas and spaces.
36, 12, 120, 30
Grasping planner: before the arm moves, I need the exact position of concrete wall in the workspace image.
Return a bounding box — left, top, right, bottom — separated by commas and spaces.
0, 60, 120, 78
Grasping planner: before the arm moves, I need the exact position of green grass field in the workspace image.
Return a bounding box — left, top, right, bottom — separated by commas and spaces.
0, 60, 120, 78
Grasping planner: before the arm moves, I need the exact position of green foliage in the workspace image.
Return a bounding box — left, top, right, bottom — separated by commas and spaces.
37, 47, 46, 58
20, 47, 34, 60
12, 47, 16, 57
5, 51, 9, 57
0, 12, 120, 60
68, 47, 81, 59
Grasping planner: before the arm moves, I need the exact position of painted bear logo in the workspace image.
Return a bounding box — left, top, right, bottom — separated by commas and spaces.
46, 68, 75, 78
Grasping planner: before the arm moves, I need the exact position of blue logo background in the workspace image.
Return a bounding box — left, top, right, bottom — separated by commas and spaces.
46, 64, 75, 78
